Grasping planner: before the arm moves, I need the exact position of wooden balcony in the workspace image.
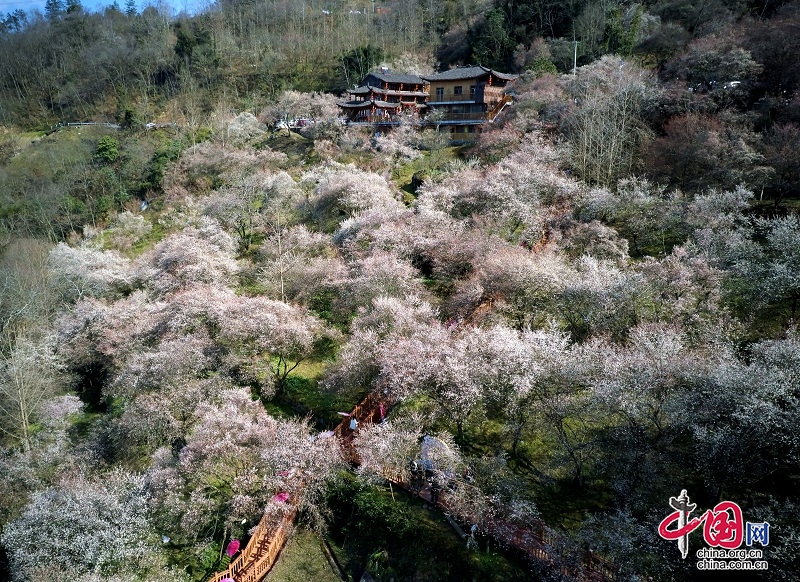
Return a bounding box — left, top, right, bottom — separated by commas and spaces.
428, 93, 480, 104
430, 112, 486, 123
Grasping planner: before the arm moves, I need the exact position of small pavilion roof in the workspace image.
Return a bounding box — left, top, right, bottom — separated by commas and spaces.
362, 72, 427, 85
338, 99, 402, 109
348, 85, 428, 97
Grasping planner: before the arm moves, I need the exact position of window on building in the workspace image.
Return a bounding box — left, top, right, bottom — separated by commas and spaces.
454, 86, 462, 95
470, 85, 476, 95
436, 87, 444, 99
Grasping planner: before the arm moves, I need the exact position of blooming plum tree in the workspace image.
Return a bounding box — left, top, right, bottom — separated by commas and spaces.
352, 412, 425, 484
378, 325, 480, 441
148, 389, 342, 540
683, 186, 754, 267
211, 294, 334, 397
0, 333, 63, 454
445, 247, 569, 327
736, 215, 800, 320
1, 471, 169, 582
333, 251, 426, 315
324, 295, 439, 397
561, 220, 630, 263
633, 247, 726, 342
301, 163, 403, 233
112, 377, 230, 456
578, 177, 685, 257
467, 325, 574, 457
48, 243, 131, 303
257, 224, 341, 303
134, 218, 238, 295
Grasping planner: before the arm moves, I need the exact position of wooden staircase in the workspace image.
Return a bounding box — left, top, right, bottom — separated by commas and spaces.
209, 391, 616, 582
487, 95, 513, 122
208, 506, 296, 582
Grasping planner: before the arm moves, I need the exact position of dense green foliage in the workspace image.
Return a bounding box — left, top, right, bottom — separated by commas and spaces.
326, 473, 530, 581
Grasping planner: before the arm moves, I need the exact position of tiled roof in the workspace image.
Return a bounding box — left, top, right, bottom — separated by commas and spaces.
365, 72, 427, 85
339, 100, 374, 109
422, 65, 518, 82
338, 100, 402, 109
371, 100, 402, 108
348, 85, 428, 97
349, 86, 373, 95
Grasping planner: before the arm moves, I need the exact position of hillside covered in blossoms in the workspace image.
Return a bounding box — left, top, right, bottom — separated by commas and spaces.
2, 1, 800, 581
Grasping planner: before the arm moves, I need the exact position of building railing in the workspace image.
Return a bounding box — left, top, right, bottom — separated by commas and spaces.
429, 93, 480, 103
347, 113, 487, 126
350, 114, 399, 124
365, 89, 429, 98
346, 98, 512, 126
431, 112, 486, 122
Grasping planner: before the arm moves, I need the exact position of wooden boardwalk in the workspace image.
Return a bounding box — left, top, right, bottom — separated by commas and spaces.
209, 392, 616, 582
208, 507, 296, 582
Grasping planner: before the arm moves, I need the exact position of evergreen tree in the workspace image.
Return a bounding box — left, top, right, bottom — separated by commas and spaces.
471, 8, 515, 70
44, 0, 64, 21
66, 0, 82, 14
125, 0, 136, 16
3, 9, 28, 32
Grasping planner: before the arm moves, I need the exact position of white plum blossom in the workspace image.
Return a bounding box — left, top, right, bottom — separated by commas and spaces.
49, 243, 132, 301
134, 220, 238, 295
1, 471, 158, 582
147, 389, 342, 538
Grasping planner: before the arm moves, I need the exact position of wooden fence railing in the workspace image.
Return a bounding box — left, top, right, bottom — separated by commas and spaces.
378, 468, 615, 580
208, 506, 296, 582
207, 392, 387, 582
209, 389, 615, 581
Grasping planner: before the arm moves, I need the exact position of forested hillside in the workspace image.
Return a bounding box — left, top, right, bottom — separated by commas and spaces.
1, 1, 799, 581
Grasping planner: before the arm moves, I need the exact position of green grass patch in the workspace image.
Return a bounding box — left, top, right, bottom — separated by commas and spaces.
168, 539, 229, 582
391, 159, 420, 201
68, 410, 104, 442
255, 130, 317, 166
264, 529, 341, 582
531, 477, 613, 531
291, 359, 326, 380
6, 126, 98, 179
128, 219, 167, 256
459, 415, 614, 532
751, 196, 800, 215
461, 418, 507, 456
390, 146, 464, 199
263, 360, 357, 431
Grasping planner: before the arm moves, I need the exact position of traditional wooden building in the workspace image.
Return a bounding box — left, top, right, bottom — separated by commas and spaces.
338, 71, 428, 124
422, 66, 517, 141
337, 66, 517, 140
